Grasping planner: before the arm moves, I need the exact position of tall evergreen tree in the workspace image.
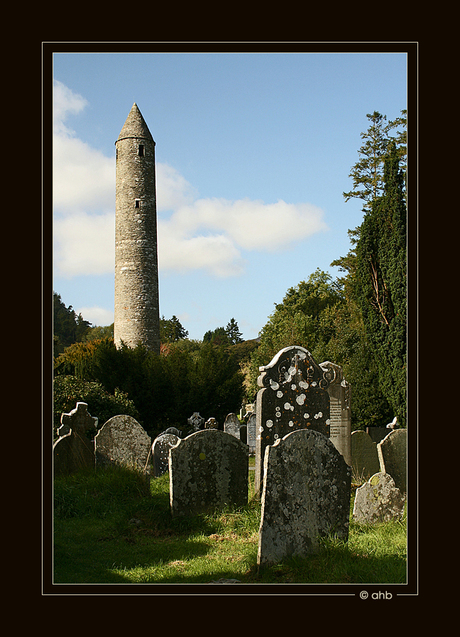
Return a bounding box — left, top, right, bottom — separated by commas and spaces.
353, 141, 407, 425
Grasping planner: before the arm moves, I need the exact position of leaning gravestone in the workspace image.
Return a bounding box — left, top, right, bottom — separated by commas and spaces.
152, 433, 180, 477
353, 472, 405, 523
53, 402, 98, 476
320, 361, 352, 466
351, 430, 380, 481
377, 428, 407, 494
169, 429, 248, 517
223, 413, 241, 439
257, 428, 351, 566
255, 345, 331, 494
94, 415, 152, 470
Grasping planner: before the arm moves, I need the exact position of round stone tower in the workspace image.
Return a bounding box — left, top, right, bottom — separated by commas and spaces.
114, 103, 160, 353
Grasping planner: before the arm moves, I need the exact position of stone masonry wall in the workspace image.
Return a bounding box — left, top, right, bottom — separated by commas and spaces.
114, 127, 160, 353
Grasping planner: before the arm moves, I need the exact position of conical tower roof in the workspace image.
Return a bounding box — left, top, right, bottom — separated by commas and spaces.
117, 103, 154, 143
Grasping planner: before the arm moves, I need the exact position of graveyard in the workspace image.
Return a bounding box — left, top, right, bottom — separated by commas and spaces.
53, 346, 407, 585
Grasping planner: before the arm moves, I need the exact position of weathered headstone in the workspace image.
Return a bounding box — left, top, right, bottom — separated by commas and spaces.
257, 429, 351, 566
353, 472, 405, 523
169, 429, 248, 517
223, 413, 241, 439
152, 433, 180, 477
188, 412, 204, 432
377, 428, 407, 494
53, 402, 98, 476
246, 413, 256, 453
255, 345, 331, 493
320, 361, 352, 466
205, 417, 218, 430
351, 430, 380, 481
94, 415, 152, 470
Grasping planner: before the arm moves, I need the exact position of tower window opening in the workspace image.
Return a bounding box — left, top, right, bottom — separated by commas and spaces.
135, 199, 140, 208
138, 144, 144, 157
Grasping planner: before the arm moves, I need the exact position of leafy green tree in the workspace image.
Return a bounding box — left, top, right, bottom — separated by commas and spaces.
225, 318, 244, 344
247, 269, 344, 397
53, 292, 92, 356
160, 315, 189, 343
353, 140, 407, 425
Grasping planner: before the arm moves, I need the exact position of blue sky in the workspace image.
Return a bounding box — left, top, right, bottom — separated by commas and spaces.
52, 51, 407, 341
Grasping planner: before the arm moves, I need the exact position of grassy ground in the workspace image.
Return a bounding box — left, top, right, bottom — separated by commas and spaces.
53, 464, 407, 585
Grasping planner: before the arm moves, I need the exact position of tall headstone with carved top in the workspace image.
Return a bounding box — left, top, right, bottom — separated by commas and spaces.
254, 346, 331, 494
320, 361, 351, 466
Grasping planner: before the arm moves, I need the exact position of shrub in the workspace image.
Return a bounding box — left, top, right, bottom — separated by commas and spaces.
53, 375, 139, 437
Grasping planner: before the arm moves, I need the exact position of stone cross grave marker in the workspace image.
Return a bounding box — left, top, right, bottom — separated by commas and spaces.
377, 428, 407, 494
320, 361, 352, 466
94, 415, 152, 470
188, 412, 204, 432
351, 430, 380, 481
353, 472, 405, 523
152, 433, 180, 477
169, 429, 248, 517
53, 402, 98, 476
254, 345, 331, 494
223, 413, 241, 439
257, 428, 351, 566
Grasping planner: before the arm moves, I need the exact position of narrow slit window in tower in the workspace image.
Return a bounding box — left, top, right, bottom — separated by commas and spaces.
135, 199, 140, 208
138, 144, 144, 157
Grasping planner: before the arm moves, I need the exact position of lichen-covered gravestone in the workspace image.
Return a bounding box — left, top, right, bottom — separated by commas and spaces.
169, 429, 248, 517
255, 345, 331, 493
257, 428, 351, 566
53, 402, 98, 476
351, 430, 380, 481
377, 428, 407, 494
94, 415, 152, 470
223, 413, 241, 439
353, 472, 405, 523
152, 433, 180, 477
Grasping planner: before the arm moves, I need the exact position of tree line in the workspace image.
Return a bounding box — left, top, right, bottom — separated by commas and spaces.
54, 110, 407, 436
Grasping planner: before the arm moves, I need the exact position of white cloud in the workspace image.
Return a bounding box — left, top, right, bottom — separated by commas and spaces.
53, 81, 328, 280
54, 211, 114, 277
168, 197, 327, 252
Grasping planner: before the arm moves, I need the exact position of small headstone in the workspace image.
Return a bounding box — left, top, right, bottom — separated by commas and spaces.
152, 433, 180, 477
53, 402, 98, 476
94, 415, 152, 470
257, 429, 351, 566
223, 413, 241, 439
320, 361, 352, 466
353, 472, 405, 523
246, 413, 256, 453
255, 345, 331, 493
188, 412, 204, 431
205, 417, 218, 430
351, 430, 380, 481
169, 429, 248, 517
377, 428, 407, 494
